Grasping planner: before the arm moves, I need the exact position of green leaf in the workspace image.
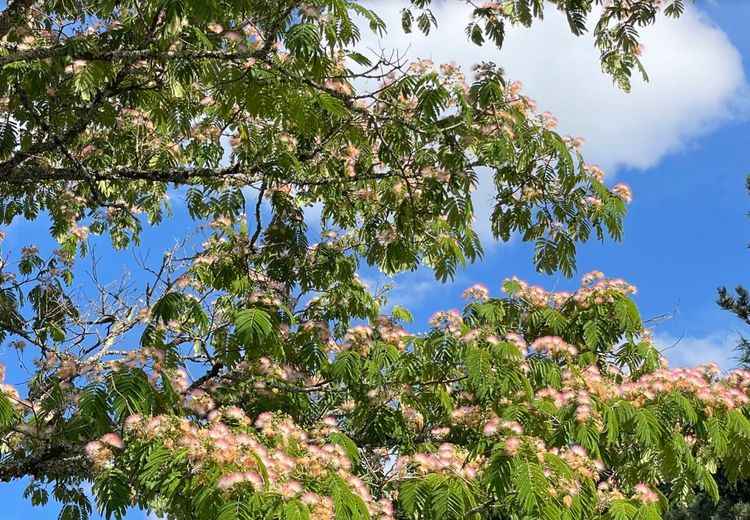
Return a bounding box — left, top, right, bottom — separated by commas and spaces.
0, 393, 14, 427
234, 308, 274, 346
513, 459, 548, 514
332, 350, 362, 384
329, 431, 361, 464
92, 469, 129, 520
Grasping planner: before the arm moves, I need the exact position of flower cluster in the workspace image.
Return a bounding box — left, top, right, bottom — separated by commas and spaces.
585, 164, 605, 182
395, 443, 484, 480
622, 365, 750, 411
428, 309, 463, 333
122, 409, 393, 520
573, 274, 637, 307
530, 336, 579, 359
0, 364, 19, 402
374, 315, 410, 344
449, 405, 484, 428
633, 483, 659, 504
501, 272, 638, 312
535, 356, 750, 425
401, 406, 425, 431
185, 388, 217, 415
462, 283, 490, 301
481, 417, 524, 437
612, 183, 633, 203
503, 277, 554, 308
84, 433, 124, 469
555, 445, 604, 481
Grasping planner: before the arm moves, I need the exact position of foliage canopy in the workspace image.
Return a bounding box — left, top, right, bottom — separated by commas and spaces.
0, 1, 735, 520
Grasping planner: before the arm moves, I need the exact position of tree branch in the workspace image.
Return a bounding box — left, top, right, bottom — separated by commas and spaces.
0, 46, 268, 67
0, 0, 34, 40
0, 444, 90, 483
0, 163, 419, 187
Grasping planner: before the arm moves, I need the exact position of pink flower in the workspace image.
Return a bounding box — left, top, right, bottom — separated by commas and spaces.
100, 433, 124, 449
612, 183, 633, 203
634, 483, 659, 504
254, 411, 274, 428
244, 471, 264, 488
431, 426, 450, 437
217, 472, 245, 490
280, 479, 303, 498
85, 440, 103, 457
223, 406, 246, 421
505, 436, 521, 456
570, 445, 587, 457
462, 284, 489, 301
301, 492, 320, 505
482, 421, 498, 436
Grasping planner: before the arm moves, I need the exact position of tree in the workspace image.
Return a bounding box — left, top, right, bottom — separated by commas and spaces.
663, 176, 750, 520
6, 266, 750, 520
665, 473, 750, 520
717, 176, 750, 366
0, 0, 728, 519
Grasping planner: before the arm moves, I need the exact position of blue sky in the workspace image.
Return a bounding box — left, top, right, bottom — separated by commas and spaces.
3, 1, 750, 518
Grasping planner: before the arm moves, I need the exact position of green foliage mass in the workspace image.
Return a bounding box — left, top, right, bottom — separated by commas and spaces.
0, 1, 730, 520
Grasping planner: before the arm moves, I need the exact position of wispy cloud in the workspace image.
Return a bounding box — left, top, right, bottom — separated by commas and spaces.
361, 266, 466, 316
655, 330, 740, 369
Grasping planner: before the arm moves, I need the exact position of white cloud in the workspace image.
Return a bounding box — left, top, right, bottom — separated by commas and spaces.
385, 275, 440, 311
655, 330, 739, 369
360, 2, 745, 174
357, 2, 746, 242
497, 6, 746, 173
361, 266, 465, 313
